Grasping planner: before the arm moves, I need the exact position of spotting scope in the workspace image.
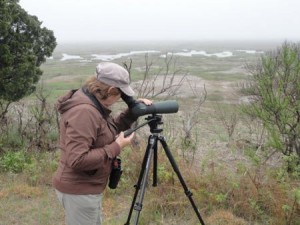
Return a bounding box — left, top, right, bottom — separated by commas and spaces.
130, 100, 179, 117
121, 93, 179, 117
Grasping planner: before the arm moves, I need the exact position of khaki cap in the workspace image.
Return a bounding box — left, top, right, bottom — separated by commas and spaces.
96, 62, 134, 96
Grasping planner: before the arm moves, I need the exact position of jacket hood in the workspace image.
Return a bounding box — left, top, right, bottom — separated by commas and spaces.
56, 89, 101, 114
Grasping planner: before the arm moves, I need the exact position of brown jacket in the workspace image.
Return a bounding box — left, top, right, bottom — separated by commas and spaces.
53, 89, 136, 194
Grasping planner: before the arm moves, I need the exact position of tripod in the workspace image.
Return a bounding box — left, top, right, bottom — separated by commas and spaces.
124, 114, 205, 225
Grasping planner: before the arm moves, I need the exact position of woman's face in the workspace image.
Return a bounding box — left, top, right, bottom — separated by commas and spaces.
98, 87, 121, 107
103, 93, 121, 107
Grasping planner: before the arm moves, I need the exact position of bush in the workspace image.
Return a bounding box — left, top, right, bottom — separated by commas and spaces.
0, 150, 31, 173
242, 41, 300, 171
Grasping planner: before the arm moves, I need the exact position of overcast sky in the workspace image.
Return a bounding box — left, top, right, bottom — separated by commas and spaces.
19, 0, 300, 43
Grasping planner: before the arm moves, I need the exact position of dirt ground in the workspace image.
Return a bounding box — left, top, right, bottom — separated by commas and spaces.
131, 74, 241, 103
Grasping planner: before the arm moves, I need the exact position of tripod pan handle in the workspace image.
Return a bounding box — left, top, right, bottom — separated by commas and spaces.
124, 128, 134, 137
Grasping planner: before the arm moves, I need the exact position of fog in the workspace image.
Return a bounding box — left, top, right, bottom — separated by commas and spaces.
19, 0, 300, 44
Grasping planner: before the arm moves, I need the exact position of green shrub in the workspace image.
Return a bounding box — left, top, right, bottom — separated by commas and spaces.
0, 150, 31, 173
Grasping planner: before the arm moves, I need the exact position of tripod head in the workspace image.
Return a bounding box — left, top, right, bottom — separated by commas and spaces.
124, 114, 164, 137
145, 114, 163, 134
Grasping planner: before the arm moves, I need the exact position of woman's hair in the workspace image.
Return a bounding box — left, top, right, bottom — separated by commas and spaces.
83, 77, 120, 100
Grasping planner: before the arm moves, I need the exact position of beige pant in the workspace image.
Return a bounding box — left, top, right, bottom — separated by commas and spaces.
55, 190, 102, 225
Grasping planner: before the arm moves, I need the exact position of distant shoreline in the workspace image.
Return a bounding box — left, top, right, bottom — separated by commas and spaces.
55, 39, 286, 52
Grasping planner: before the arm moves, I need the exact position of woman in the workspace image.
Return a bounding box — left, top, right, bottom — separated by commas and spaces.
53, 62, 152, 225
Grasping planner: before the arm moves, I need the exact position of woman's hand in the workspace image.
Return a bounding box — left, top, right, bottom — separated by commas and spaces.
115, 131, 135, 149
137, 98, 153, 106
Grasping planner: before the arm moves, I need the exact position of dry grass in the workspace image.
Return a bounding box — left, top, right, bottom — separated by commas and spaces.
206, 210, 248, 225
0, 175, 64, 225
0, 184, 43, 198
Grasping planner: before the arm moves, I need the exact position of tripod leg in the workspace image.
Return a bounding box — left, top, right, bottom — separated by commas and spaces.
124, 135, 152, 225
125, 135, 158, 225
153, 141, 158, 187
158, 136, 206, 225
